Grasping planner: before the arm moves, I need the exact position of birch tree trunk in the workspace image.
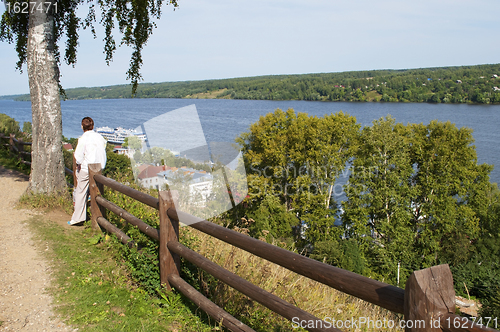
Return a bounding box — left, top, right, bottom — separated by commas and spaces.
26, 0, 66, 193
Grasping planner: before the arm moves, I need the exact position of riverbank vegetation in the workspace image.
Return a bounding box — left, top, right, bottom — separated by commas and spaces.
2, 110, 500, 330
234, 109, 500, 319
7, 63, 500, 104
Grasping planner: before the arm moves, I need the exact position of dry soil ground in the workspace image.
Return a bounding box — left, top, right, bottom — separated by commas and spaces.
0, 166, 75, 332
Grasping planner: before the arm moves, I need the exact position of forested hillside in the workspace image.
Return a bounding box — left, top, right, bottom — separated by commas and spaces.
9, 63, 500, 104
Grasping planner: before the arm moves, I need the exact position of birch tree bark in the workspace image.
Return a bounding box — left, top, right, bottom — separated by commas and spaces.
26, 0, 66, 193
2, 0, 178, 192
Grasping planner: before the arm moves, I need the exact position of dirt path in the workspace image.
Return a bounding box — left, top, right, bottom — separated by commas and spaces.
0, 166, 74, 332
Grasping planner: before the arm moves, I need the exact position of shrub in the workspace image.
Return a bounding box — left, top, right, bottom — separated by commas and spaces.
0, 113, 21, 136
102, 174, 161, 294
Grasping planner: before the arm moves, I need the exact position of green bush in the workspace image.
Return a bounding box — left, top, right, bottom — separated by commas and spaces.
22, 121, 32, 135
0, 113, 21, 136
480, 286, 500, 318
310, 238, 368, 275
102, 174, 161, 294
0, 113, 31, 174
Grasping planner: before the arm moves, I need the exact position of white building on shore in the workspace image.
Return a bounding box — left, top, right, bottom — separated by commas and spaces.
137, 165, 213, 202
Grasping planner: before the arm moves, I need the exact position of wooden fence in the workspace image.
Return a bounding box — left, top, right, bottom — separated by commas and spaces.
0, 133, 32, 166
81, 163, 499, 332
0, 133, 75, 185
0, 131, 497, 331
1, 130, 497, 331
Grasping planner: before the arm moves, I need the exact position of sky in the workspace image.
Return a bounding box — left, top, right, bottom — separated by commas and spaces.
1, 0, 500, 96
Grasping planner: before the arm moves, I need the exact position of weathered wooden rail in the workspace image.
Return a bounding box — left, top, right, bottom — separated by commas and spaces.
84, 163, 499, 332
0, 133, 32, 165
0, 133, 75, 185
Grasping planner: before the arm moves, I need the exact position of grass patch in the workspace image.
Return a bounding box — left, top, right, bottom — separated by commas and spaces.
25, 213, 221, 332
184, 88, 228, 99
183, 227, 404, 331
19, 191, 74, 215
365, 90, 382, 102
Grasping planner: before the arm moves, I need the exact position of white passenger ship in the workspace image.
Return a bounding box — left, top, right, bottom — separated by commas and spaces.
95, 126, 147, 145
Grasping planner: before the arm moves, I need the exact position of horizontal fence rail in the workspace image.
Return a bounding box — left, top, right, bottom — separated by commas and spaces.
93, 174, 159, 209
167, 274, 256, 332
171, 210, 405, 314
86, 163, 498, 332
96, 216, 133, 247
1, 133, 75, 186
168, 241, 340, 332
0, 133, 32, 166
95, 195, 159, 240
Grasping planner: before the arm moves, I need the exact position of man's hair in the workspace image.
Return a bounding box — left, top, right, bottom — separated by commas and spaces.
82, 117, 94, 131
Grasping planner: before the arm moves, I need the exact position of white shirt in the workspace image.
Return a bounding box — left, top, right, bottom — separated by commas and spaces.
74, 130, 107, 172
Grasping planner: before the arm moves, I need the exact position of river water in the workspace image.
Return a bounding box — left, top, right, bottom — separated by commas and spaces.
1, 98, 499, 184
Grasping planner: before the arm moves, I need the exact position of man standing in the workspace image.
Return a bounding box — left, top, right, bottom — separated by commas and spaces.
68, 117, 107, 225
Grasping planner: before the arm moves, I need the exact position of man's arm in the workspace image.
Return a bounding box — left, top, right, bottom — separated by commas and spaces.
99, 135, 107, 169
73, 136, 85, 166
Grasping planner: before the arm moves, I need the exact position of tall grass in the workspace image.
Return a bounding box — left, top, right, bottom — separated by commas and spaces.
82, 172, 405, 331
24, 215, 219, 332
181, 226, 403, 331
18, 191, 73, 214
16, 168, 404, 331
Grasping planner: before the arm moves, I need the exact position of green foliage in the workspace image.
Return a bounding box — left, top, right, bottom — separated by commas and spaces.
1, 0, 179, 95
237, 108, 359, 245
245, 195, 298, 240
237, 108, 498, 296
122, 136, 141, 150
452, 249, 500, 319
410, 121, 491, 266
22, 121, 32, 134
480, 287, 500, 318
0, 138, 30, 174
0, 113, 21, 136
310, 239, 368, 275
103, 144, 134, 179
450, 182, 500, 318
342, 116, 493, 285
342, 116, 416, 282
121, 238, 161, 295
11, 64, 500, 104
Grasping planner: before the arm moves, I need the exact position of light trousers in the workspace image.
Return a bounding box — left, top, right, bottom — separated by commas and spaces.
71, 169, 89, 223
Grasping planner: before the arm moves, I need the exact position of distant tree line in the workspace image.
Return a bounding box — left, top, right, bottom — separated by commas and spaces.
10, 63, 500, 104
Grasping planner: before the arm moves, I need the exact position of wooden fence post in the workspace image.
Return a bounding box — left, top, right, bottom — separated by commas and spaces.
17, 138, 22, 162
404, 264, 456, 332
88, 163, 105, 231
159, 190, 180, 291
9, 133, 15, 154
